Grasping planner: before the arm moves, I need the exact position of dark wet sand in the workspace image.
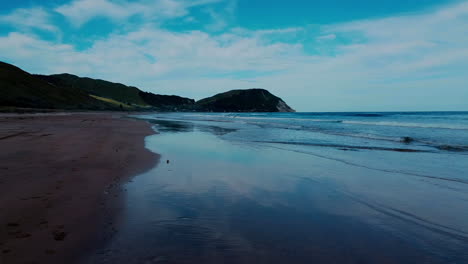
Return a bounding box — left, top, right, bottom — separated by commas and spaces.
0, 113, 158, 264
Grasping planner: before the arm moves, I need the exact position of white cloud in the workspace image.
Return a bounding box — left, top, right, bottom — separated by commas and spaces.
55, 0, 129, 27
0, 8, 58, 33
322, 1, 468, 78
203, 0, 237, 31
316, 34, 336, 41
55, 0, 222, 27
258, 27, 303, 34
1, 1, 468, 111
0, 26, 300, 83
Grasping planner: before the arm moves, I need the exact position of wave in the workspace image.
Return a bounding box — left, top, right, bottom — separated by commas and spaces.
254, 140, 430, 153
182, 114, 468, 131
144, 115, 468, 153
436, 145, 468, 152
238, 120, 468, 152
254, 138, 468, 153
242, 121, 421, 144
344, 113, 384, 117
226, 116, 344, 123
295, 112, 387, 117
297, 112, 384, 117
342, 121, 468, 130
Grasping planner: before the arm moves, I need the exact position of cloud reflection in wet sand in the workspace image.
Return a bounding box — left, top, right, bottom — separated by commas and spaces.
85, 118, 468, 264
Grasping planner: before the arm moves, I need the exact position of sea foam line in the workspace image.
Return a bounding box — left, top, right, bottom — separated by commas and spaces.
342, 121, 468, 130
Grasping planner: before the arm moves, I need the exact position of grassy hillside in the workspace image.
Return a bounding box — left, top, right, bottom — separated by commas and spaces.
0, 62, 114, 110
89, 95, 136, 110
37, 74, 196, 109
37, 74, 148, 106
197, 89, 294, 112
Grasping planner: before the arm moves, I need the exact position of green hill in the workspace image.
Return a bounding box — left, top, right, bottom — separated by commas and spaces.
0, 62, 114, 110
36, 74, 195, 109
1, 61, 294, 112
139, 91, 195, 110
196, 89, 295, 112
37, 74, 148, 106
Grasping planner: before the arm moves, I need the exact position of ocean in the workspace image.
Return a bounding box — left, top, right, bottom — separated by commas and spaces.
152, 111, 468, 153
86, 111, 468, 263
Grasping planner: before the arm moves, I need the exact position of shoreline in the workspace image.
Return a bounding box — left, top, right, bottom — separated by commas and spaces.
0, 112, 159, 264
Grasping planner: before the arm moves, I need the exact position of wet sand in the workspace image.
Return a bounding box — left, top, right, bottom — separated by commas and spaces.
0, 113, 158, 264
85, 117, 468, 264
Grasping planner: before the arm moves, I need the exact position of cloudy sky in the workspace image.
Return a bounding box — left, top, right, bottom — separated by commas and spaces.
1, 0, 467, 111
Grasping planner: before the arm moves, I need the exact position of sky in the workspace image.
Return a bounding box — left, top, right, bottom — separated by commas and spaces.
0, 0, 467, 111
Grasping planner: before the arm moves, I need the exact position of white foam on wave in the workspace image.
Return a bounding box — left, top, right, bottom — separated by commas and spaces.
342, 121, 468, 130
179, 114, 345, 123
225, 116, 342, 123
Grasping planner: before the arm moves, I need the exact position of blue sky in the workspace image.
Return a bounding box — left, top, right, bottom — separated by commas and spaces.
0, 0, 467, 111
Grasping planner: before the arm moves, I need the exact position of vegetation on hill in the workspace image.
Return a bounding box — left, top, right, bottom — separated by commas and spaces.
138, 91, 195, 110
89, 95, 141, 110
1, 61, 294, 112
37, 73, 195, 110
196, 89, 295, 112
0, 62, 115, 110
37, 74, 148, 106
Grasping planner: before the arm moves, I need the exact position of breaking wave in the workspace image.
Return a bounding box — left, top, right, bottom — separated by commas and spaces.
342, 121, 468, 130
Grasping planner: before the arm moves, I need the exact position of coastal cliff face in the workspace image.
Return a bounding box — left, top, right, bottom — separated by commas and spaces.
1, 61, 294, 112
196, 89, 295, 112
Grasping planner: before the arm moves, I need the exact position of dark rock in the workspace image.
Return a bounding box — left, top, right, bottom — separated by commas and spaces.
401, 137, 414, 143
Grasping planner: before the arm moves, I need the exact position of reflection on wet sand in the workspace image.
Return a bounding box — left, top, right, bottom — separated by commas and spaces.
85, 118, 468, 264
